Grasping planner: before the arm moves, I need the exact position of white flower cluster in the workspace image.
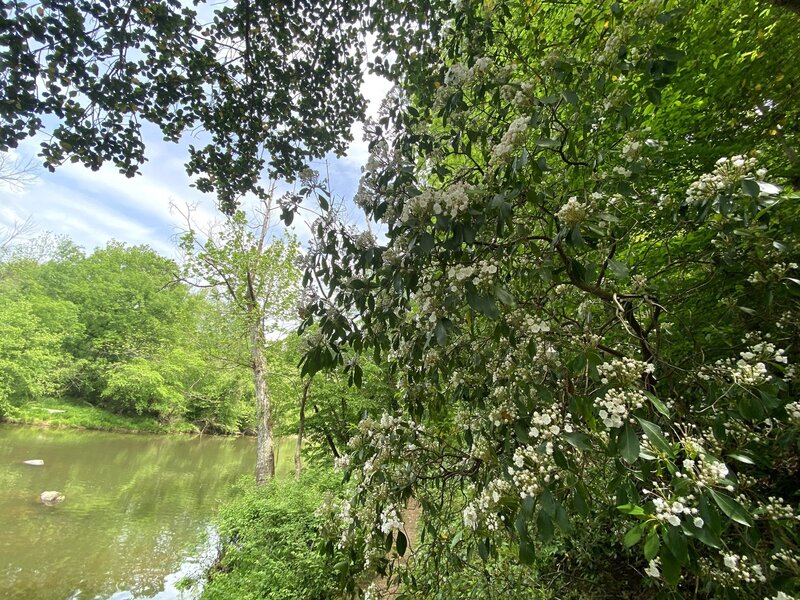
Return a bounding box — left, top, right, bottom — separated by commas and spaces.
685, 154, 766, 205
652, 495, 702, 527
379, 504, 404, 535
721, 552, 767, 585
509, 444, 559, 499
354, 231, 376, 251
596, 388, 647, 428
401, 182, 476, 223
598, 357, 655, 386
596, 31, 623, 65
334, 454, 351, 471
695, 457, 730, 488
747, 262, 798, 284
381, 245, 405, 267
444, 63, 469, 87
500, 80, 536, 108
462, 478, 510, 531
770, 549, 799, 574
786, 401, 800, 425
699, 338, 788, 387
520, 314, 550, 338
733, 361, 769, 386
446, 259, 499, 291
765, 593, 797, 600
470, 56, 493, 79
612, 165, 632, 178
363, 583, 379, 600
755, 497, 799, 521
529, 404, 574, 442
644, 557, 661, 579
491, 116, 530, 166
621, 140, 643, 162
556, 196, 588, 227
489, 398, 518, 427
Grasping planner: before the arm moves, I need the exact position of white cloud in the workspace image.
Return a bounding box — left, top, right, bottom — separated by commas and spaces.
0, 40, 392, 257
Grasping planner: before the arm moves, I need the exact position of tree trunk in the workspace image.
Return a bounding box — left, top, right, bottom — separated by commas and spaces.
295, 378, 311, 481
250, 319, 274, 484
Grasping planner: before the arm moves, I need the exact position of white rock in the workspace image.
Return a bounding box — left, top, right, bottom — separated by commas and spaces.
40, 491, 65, 505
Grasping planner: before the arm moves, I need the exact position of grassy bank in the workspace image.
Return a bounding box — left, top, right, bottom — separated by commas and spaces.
3, 397, 199, 434
197, 470, 342, 600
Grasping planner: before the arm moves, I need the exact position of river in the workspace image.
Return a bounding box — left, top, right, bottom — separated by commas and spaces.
0, 425, 294, 600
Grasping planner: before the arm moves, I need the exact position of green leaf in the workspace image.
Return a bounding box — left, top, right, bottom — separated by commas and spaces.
741, 178, 760, 198
434, 318, 450, 347
467, 292, 499, 319
396, 530, 407, 556
478, 538, 490, 561
665, 524, 689, 564
636, 417, 673, 456
709, 490, 753, 527
536, 509, 554, 543
623, 526, 643, 548
495, 286, 517, 307
619, 422, 640, 463
643, 531, 660, 560
518, 537, 536, 565
727, 452, 755, 465
660, 546, 681, 586
617, 503, 646, 516
535, 137, 560, 149
562, 431, 591, 451
644, 392, 670, 417
607, 258, 629, 279
562, 90, 578, 105
646, 87, 662, 105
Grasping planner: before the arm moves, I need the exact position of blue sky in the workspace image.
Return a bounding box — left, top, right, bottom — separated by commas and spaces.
0, 71, 391, 258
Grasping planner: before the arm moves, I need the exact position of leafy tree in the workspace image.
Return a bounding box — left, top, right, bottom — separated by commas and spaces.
294, 1, 800, 598
0, 297, 74, 417
179, 198, 301, 482
0, 234, 259, 431
0, 0, 370, 209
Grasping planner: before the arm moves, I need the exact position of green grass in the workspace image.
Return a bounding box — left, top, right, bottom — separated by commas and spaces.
5, 397, 199, 434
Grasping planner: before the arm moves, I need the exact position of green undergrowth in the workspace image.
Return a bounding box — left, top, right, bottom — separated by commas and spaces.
4, 396, 199, 434
200, 469, 342, 600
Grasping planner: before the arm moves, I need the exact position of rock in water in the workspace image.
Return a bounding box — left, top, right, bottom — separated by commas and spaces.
40, 491, 65, 505
23, 459, 44, 466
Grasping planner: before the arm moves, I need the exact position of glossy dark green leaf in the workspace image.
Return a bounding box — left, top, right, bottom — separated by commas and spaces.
709, 490, 753, 527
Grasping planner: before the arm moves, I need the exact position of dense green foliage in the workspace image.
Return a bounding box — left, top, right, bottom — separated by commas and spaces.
290, 1, 800, 598
0, 237, 257, 432
201, 471, 342, 600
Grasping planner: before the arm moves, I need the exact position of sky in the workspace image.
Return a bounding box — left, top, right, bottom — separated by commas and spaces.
0, 69, 392, 260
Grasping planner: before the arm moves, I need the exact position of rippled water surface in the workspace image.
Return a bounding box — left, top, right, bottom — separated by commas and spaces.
0, 425, 289, 600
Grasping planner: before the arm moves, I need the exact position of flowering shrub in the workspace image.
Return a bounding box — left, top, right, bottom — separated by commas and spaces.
291, 0, 800, 598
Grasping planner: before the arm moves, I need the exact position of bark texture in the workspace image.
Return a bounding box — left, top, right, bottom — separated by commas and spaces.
251, 319, 274, 484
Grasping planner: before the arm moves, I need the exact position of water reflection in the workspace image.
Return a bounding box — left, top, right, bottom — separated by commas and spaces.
0, 426, 271, 600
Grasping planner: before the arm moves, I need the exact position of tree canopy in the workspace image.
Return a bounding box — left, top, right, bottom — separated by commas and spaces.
0, 0, 447, 210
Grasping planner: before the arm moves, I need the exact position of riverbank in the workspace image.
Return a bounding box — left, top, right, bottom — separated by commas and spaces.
3, 397, 200, 434
0, 424, 255, 599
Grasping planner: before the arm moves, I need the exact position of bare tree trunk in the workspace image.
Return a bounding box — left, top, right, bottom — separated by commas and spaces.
251, 320, 274, 484
295, 378, 311, 481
